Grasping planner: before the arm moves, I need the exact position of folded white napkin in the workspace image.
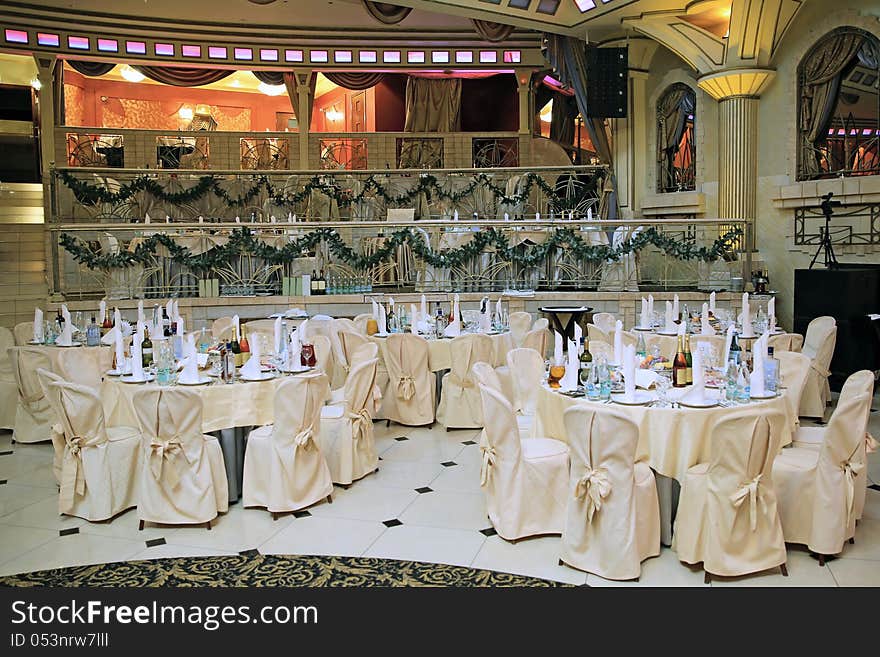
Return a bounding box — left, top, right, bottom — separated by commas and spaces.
239, 332, 262, 378
750, 339, 765, 397
574, 321, 582, 347
175, 317, 184, 336
640, 297, 649, 328
274, 316, 283, 354
233, 314, 240, 339
664, 301, 676, 333
411, 304, 419, 334
709, 291, 716, 314
165, 300, 174, 325
32, 308, 43, 343
740, 293, 755, 338
623, 343, 637, 401
701, 303, 714, 335
101, 307, 122, 345
371, 299, 379, 320
768, 297, 776, 331
444, 294, 461, 337
137, 300, 144, 325
560, 339, 579, 391
288, 327, 302, 368
178, 334, 201, 384
144, 212, 151, 224
586, 207, 592, 220
56, 305, 73, 346
173, 300, 180, 322
479, 296, 491, 333
99, 299, 106, 324
635, 369, 660, 389
131, 333, 145, 380
613, 320, 623, 364
378, 304, 387, 334
673, 294, 679, 320
723, 324, 735, 365
690, 347, 706, 403
114, 327, 127, 374
553, 331, 563, 365
647, 294, 654, 321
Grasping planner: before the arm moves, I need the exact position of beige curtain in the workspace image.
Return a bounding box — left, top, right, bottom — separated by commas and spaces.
404, 78, 461, 132
800, 32, 865, 174
362, 1, 411, 24
472, 19, 514, 43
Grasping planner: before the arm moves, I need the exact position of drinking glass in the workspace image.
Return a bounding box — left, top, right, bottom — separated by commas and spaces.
154, 338, 175, 386
547, 363, 565, 389
655, 371, 672, 407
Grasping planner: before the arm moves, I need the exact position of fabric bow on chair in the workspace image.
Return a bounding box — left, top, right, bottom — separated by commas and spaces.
843, 458, 865, 519
730, 473, 766, 532
866, 432, 879, 453
396, 375, 415, 401
480, 444, 496, 487
59, 436, 88, 513
293, 428, 315, 449
575, 466, 611, 523
448, 372, 474, 397
348, 408, 372, 442
149, 436, 190, 489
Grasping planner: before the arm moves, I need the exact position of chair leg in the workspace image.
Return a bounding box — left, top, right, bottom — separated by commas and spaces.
849, 537, 855, 544
386, 419, 391, 427
780, 563, 788, 577
138, 519, 144, 531
704, 571, 711, 584
326, 495, 333, 504
206, 520, 212, 530
558, 559, 564, 567
817, 554, 826, 566
271, 512, 278, 521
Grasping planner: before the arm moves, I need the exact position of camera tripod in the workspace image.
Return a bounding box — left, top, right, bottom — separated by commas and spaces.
809, 193, 840, 269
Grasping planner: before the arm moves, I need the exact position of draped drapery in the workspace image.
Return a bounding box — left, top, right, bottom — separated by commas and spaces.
132, 66, 233, 87
472, 19, 514, 43
252, 70, 284, 85
542, 34, 618, 218
361, 1, 411, 24
550, 91, 578, 147
799, 31, 866, 175
323, 72, 387, 90
404, 77, 461, 132
657, 84, 695, 192
67, 61, 115, 77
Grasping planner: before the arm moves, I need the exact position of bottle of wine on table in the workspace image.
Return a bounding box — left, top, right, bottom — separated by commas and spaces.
684, 334, 693, 385
231, 327, 242, 368
673, 335, 687, 388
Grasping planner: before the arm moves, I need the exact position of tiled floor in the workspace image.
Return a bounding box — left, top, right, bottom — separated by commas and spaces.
1, 398, 879, 587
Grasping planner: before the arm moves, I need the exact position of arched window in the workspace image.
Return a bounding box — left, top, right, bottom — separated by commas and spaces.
798, 27, 880, 180
656, 83, 696, 193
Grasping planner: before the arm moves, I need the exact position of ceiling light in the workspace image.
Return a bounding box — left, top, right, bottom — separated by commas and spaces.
178, 107, 194, 121
120, 65, 145, 83
540, 100, 553, 123
258, 81, 286, 96
30, 77, 42, 90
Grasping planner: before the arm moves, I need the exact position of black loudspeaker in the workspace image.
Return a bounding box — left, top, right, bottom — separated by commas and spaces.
0, 85, 34, 122
585, 46, 627, 118
794, 266, 880, 389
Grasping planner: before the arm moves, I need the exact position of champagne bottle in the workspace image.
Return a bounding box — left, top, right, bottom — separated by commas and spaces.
672, 335, 687, 388
101, 308, 113, 336
684, 334, 693, 384
729, 333, 742, 365
142, 327, 153, 367
231, 327, 242, 368
162, 308, 172, 337
239, 325, 250, 366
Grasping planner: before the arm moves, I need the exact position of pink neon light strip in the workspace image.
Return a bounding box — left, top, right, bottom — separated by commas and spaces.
208, 46, 227, 58
98, 38, 118, 52
155, 43, 174, 56
126, 41, 146, 54
260, 49, 278, 61
182, 45, 201, 57
68, 36, 89, 50
4, 29, 27, 44
234, 47, 252, 60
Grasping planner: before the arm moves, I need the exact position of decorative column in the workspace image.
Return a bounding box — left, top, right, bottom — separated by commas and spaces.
33, 54, 57, 179
514, 68, 532, 135
698, 69, 775, 250
293, 70, 313, 169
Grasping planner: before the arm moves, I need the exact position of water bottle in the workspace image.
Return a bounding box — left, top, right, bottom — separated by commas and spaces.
765, 346, 779, 393
724, 359, 739, 402
86, 315, 100, 347
598, 358, 611, 401
584, 363, 600, 401
636, 331, 647, 361
736, 362, 751, 404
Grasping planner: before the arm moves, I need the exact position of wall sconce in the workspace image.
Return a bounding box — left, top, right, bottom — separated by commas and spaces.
178, 106, 194, 121
325, 108, 344, 122
30, 77, 42, 90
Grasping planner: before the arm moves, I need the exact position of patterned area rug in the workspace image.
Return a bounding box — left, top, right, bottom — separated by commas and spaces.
0, 555, 572, 587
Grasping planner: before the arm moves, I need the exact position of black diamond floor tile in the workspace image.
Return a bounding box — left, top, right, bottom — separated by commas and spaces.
293, 510, 312, 518
415, 486, 433, 494
382, 518, 403, 528
239, 548, 260, 557
59, 527, 79, 537
479, 527, 498, 537
0, 480, 6, 485
441, 461, 457, 467
461, 440, 477, 445
0, 451, 12, 456
394, 436, 409, 442
869, 484, 880, 492
145, 538, 166, 548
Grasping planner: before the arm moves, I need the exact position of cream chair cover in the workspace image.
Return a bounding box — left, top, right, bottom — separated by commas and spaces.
592, 313, 617, 335
522, 328, 550, 360
340, 331, 371, 366
478, 383, 569, 540
769, 332, 805, 353
353, 313, 373, 335
243, 373, 334, 514
561, 405, 660, 580
645, 334, 677, 362
9, 346, 53, 443
777, 352, 811, 431
689, 335, 726, 368
508, 312, 532, 349
0, 328, 17, 429
772, 370, 874, 557
382, 334, 434, 426
47, 380, 140, 520
316, 358, 379, 485
131, 388, 229, 526
310, 335, 335, 382
799, 316, 837, 418
506, 348, 545, 417
13, 321, 33, 346
436, 334, 494, 429
532, 318, 549, 331
36, 368, 67, 484
56, 348, 104, 389
473, 361, 529, 437
673, 409, 788, 578
587, 324, 611, 345
211, 316, 235, 342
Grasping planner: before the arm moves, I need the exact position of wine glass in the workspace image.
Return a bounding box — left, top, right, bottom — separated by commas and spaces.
548, 363, 566, 389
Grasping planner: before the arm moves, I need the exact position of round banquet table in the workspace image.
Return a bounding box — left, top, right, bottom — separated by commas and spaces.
533, 384, 793, 545
101, 372, 312, 503
539, 306, 592, 343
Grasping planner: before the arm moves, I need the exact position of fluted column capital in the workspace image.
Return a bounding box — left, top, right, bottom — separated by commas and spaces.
697, 68, 776, 101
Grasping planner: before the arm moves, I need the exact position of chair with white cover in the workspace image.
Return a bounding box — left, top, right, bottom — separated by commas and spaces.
0, 328, 17, 429
532, 317, 549, 331
131, 388, 229, 529
522, 327, 551, 360
587, 324, 611, 345
472, 361, 528, 439
776, 352, 811, 431
334, 317, 359, 335
592, 312, 617, 335
56, 347, 104, 389
13, 321, 33, 346
340, 330, 371, 367
506, 347, 545, 427
382, 333, 434, 427
799, 316, 837, 418
477, 383, 569, 541
436, 334, 494, 429
211, 316, 235, 342
508, 312, 532, 349
243, 373, 334, 518
673, 409, 789, 582
353, 313, 373, 335
316, 358, 379, 485
8, 346, 53, 443
560, 405, 660, 580
310, 334, 335, 381
772, 370, 874, 564
769, 332, 804, 353
46, 380, 140, 520
589, 341, 614, 363
36, 368, 67, 484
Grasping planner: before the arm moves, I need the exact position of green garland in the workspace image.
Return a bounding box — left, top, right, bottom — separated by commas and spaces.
59, 225, 742, 274
57, 169, 595, 210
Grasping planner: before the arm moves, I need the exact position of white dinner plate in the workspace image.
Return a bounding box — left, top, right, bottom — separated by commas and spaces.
278, 365, 313, 374
372, 332, 389, 337
177, 376, 212, 386
678, 397, 719, 408
54, 342, 82, 348
610, 391, 653, 406
656, 331, 678, 336
27, 340, 43, 345
750, 391, 778, 400
239, 372, 276, 382
120, 374, 155, 384
105, 369, 124, 377
632, 326, 653, 332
